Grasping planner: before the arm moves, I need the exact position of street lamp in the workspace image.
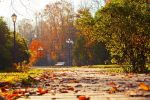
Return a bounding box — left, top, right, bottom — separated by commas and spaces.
147, 0, 150, 10
37, 47, 44, 65
38, 47, 44, 52
11, 13, 17, 62
66, 38, 73, 66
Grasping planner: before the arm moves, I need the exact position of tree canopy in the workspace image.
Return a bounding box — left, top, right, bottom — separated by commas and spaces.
0, 17, 12, 69
73, 8, 110, 66
93, 0, 150, 72
74, 0, 150, 72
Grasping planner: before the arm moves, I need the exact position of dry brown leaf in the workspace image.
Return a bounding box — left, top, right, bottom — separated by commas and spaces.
107, 87, 118, 94
107, 82, 117, 86
59, 89, 68, 93
67, 86, 74, 91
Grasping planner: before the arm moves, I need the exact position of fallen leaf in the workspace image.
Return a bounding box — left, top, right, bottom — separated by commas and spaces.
59, 89, 68, 93
139, 83, 149, 91
106, 82, 117, 87
78, 95, 90, 100
37, 87, 48, 95
107, 87, 118, 94
75, 84, 83, 88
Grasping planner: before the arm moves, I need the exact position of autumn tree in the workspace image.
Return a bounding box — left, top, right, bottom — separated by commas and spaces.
35, 0, 76, 65
28, 39, 45, 65
93, 0, 150, 73
18, 19, 34, 43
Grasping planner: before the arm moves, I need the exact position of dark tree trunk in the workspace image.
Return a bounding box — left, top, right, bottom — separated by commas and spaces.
137, 50, 147, 73
131, 50, 147, 73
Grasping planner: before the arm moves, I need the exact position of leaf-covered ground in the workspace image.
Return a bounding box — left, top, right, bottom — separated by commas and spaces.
1, 68, 150, 100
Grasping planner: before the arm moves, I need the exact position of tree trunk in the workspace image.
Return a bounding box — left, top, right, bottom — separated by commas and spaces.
131, 50, 147, 73
137, 50, 146, 73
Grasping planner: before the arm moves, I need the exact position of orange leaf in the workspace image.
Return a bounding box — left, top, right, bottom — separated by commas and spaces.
78, 95, 90, 100
107, 87, 118, 94
38, 87, 42, 92
37, 87, 48, 95
139, 83, 149, 91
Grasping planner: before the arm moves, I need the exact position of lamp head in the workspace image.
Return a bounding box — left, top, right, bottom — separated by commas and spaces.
11, 13, 17, 22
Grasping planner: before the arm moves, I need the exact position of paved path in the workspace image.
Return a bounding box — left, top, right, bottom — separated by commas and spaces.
18, 67, 150, 100
18, 94, 150, 100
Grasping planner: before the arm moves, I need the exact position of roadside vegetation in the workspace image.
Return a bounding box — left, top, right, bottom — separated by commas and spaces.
75, 0, 150, 73
0, 69, 43, 84
0, 17, 30, 72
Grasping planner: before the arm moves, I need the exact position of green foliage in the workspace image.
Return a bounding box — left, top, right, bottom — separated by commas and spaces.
15, 33, 30, 64
0, 17, 12, 69
74, 0, 150, 73
73, 35, 110, 66
73, 35, 88, 66
0, 17, 30, 71
93, 0, 150, 73
89, 42, 110, 64
75, 8, 95, 40
74, 8, 110, 66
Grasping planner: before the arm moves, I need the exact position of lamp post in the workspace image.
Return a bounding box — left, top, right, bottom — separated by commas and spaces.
66, 38, 73, 66
11, 13, 17, 62
37, 47, 44, 65
147, 0, 150, 10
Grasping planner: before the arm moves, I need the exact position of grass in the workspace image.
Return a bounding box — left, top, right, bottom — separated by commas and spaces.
72, 64, 150, 68
0, 69, 44, 84
72, 64, 150, 73
75, 64, 121, 68
72, 65, 125, 70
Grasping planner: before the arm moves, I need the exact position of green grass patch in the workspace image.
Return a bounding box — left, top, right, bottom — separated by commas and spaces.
0, 69, 44, 84
100, 68, 124, 73
72, 65, 122, 68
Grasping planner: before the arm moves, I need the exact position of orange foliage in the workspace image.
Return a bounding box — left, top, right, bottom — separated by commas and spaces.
50, 51, 57, 60
29, 39, 45, 64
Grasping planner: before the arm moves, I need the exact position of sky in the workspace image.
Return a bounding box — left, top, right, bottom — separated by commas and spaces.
0, 0, 104, 29
0, 0, 81, 20
0, 0, 82, 28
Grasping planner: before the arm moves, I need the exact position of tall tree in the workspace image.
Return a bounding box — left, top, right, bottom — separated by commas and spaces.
0, 17, 12, 69
94, 0, 150, 73
74, 8, 110, 66
0, 17, 30, 70
73, 35, 88, 66
18, 19, 34, 43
